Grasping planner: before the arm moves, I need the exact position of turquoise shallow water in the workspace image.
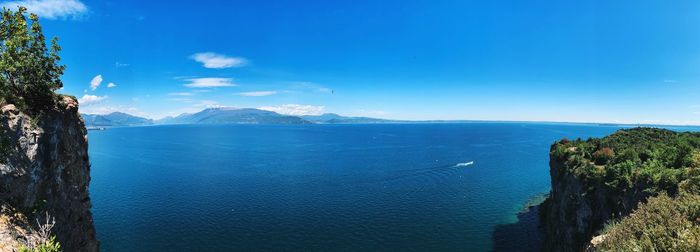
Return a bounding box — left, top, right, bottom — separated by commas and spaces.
88, 123, 633, 251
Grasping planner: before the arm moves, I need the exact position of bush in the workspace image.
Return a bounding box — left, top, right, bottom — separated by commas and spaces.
593, 147, 615, 165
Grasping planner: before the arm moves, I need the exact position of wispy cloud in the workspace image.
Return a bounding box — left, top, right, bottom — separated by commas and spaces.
190, 52, 247, 69
168, 92, 193, 96
107, 82, 116, 88
173, 75, 197, 80
258, 104, 325, 116
78, 94, 106, 106
183, 78, 236, 88
2, 0, 88, 19
89, 74, 102, 90
115, 62, 129, 68
289, 81, 332, 93
663, 80, 678, 84
237, 91, 277, 97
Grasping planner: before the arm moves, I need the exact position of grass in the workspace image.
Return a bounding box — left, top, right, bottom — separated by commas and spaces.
599, 193, 700, 251
18, 236, 61, 252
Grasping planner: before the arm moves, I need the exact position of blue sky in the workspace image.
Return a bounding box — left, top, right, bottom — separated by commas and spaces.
3, 0, 700, 124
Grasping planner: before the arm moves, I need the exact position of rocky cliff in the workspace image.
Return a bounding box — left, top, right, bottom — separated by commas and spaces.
539, 128, 700, 251
539, 145, 650, 251
0, 96, 98, 251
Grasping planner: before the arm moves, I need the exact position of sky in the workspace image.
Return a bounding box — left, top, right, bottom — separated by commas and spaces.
2, 0, 700, 124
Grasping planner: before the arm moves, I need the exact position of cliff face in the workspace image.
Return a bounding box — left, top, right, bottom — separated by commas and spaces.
0, 97, 98, 251
540, 147, 650, 251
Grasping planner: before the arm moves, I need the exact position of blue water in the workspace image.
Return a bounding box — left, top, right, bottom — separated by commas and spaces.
88, 123, 634, 251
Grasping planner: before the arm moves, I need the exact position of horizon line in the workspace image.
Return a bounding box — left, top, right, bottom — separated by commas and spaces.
79, 108, 700, 128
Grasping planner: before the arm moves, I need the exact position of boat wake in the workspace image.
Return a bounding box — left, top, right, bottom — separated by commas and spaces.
297, 160, 477, 188
454, 161, 474, 167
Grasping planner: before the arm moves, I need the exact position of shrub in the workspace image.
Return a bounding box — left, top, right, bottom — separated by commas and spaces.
19, 212, 61, 252
18, 236, 60, 252
593, 147, 615, 165
689, 151, 700, 168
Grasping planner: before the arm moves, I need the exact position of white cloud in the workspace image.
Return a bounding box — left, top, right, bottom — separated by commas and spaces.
663, 80, 678, 83
168, 92, 193, 96
107, 82, 116, 88
183, 78, 236, 88
258, 104, 325, 116
2, 0, 88, 20
78, 94, 106, 106
190, 52, 247, 69
89, 74, 102, 90
237, 91, 277, 97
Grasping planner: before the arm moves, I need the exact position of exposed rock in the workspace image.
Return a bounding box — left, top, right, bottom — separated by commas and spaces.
0, 203, 32, 252
0, 97, 98, 251
585, 234, 606, 252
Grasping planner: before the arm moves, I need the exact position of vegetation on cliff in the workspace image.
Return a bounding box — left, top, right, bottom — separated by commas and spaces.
551, 127, 700, 196
0, 6, 65, 113
545, 127, 700, 251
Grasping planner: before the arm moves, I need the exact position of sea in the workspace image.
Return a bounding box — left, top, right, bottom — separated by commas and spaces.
87, 123, 698, 251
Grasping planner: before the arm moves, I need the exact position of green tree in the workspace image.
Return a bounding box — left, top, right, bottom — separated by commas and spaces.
0, 6, 64, 111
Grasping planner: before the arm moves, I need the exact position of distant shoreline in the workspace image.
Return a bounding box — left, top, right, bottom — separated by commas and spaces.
84, 120, 700, 129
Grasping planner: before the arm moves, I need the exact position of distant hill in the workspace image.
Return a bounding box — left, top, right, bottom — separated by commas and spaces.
156, 107, 312, 125
81, 112, 154, 127
301, 113, 393, 124
83, 109, 398, 126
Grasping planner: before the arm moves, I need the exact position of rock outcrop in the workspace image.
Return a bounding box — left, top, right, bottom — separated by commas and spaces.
0, 96, 98, 251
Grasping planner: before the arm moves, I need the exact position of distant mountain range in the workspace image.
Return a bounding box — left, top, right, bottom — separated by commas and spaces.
81, 112, 154, 127
156, 107, 312, 125
301, 113, 392, 124
81, 108, 397, 127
